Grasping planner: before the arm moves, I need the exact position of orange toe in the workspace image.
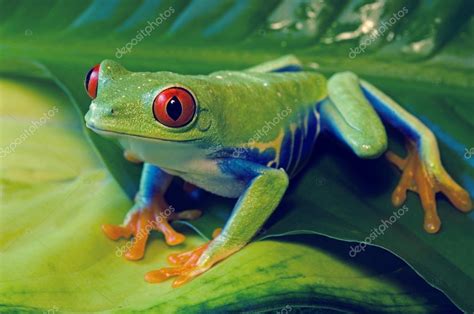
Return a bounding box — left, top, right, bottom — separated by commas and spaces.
145, 267, 184, 283
102, 224, 132, 240
172, 273, 197, 288
440, 178, 473, 212
386, 140, 472, 233
168, 242, 208, 266
155, 219, 186, 246
102, 195, 189, 261
146, 228, 222, 286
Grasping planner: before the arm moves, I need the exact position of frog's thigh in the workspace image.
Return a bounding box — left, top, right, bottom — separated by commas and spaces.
321, 72, 388, 158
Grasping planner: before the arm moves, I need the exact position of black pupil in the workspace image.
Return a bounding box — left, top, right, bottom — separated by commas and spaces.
167, 96, 182, 121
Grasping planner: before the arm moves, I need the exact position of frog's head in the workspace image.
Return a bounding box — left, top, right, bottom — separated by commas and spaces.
84, 60, 215, 145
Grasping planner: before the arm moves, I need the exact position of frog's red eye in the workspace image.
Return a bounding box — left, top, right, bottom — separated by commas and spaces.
153, 87, 196, 128
85, 64, 100, 99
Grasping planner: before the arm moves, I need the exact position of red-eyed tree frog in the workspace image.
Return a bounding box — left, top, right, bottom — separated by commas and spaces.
84, 55, 472, 287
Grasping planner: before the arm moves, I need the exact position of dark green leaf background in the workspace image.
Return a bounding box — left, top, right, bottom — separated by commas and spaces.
1, 0, 473, 312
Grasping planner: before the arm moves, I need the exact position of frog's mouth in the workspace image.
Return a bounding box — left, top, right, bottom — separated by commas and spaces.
86, 123, 202, 143
86, 123, 127, 138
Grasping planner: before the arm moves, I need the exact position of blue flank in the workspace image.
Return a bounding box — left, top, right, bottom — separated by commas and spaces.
278, 131, 292, 170
290, 105, 320, 176
213, 102, 320, 179
209, 147, 276, 166
256, 105, 320, 176
217, 159, 267, 182
287, 126, 303, 175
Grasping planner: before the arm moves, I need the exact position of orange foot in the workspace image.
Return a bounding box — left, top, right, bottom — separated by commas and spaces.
386, 140, 472, 233
145, 228, 222, 287
102, 194, 201, 260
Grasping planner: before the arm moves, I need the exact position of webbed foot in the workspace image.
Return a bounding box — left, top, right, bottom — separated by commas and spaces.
144, 228, 224, 287
386, 140, 472, 233
102, 194, 201, 260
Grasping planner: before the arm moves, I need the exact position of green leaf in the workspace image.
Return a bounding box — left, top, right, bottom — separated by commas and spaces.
0, 76, 459, 312
1, 0, 473, 311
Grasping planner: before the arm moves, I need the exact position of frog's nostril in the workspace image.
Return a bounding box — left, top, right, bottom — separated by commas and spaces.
89, 103, 115, 116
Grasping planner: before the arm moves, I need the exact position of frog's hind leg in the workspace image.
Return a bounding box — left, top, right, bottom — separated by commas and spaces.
322, 72, 472, 232
359, 78, 472, 233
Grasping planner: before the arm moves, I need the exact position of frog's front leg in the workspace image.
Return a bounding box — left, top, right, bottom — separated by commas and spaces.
145, 160, 289, 287
102, 163, 201, 260
321, 72, 472, 233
